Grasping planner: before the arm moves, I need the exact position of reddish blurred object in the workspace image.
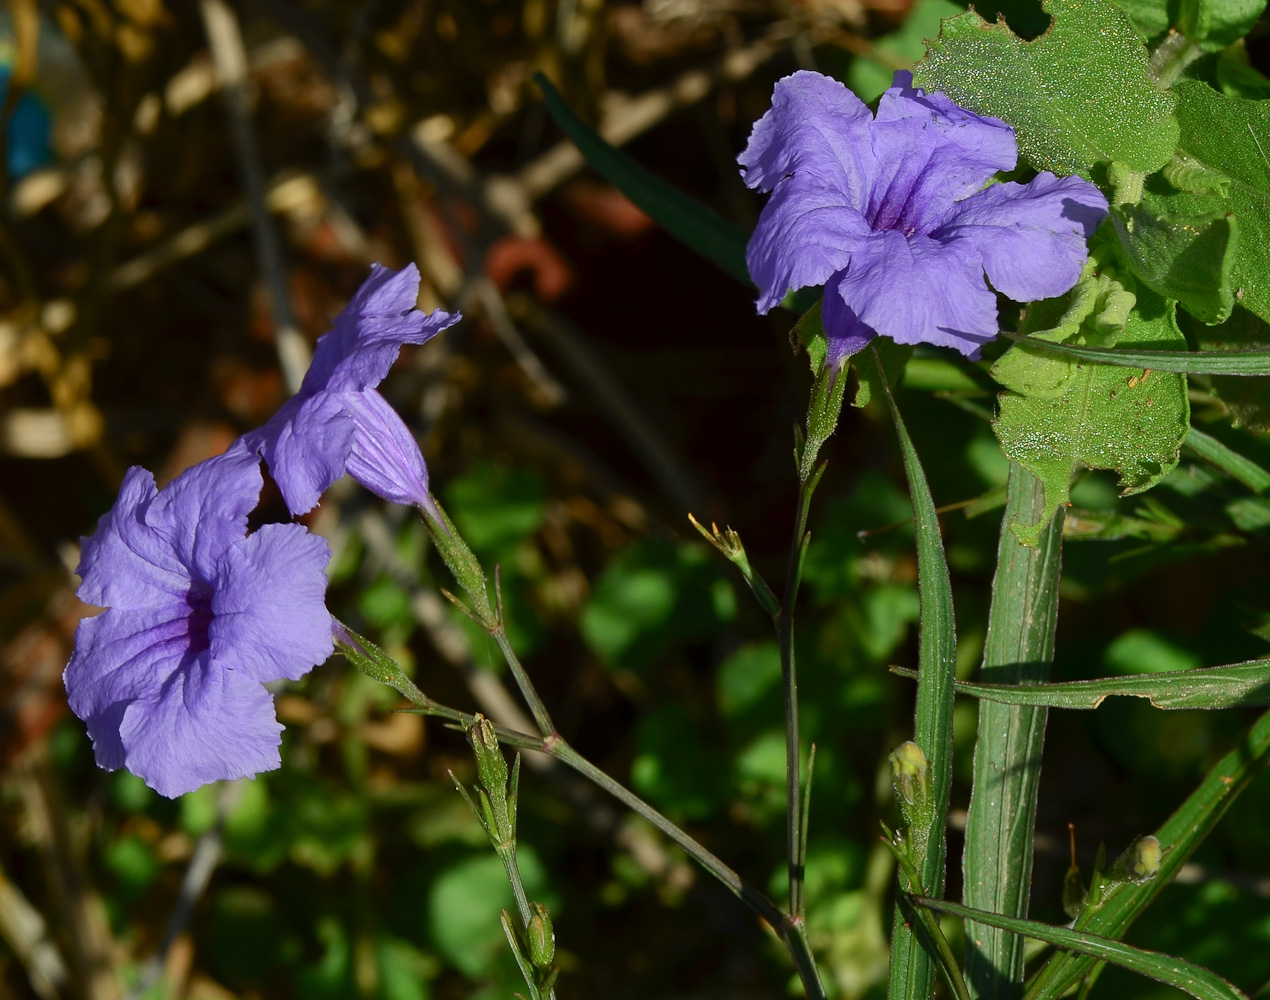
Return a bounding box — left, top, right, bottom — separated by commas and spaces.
560, 179, 656, 240
485, 235, 575, 301
0, 585, 79, 773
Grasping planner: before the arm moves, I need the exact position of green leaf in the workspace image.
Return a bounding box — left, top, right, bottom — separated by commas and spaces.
534, 73, 751, 285
962, 466, 1064, 999
866, 348, 958, 1000
1111, 205, 1238, 323
994, 291, 1191, 546
1178, 0, 1268, 51
916, 897, 1251, 1000
912, 657, 1270, 709
1107, 0, 1170, 40
1141, 82, 1270, 323
1025, 708, 1270, 1000
442, 461, 546, 559
914, 0, 1179, 175
1001, 335, 1270, 374
1184, 425, 1270, 493
853, 338, 913, 408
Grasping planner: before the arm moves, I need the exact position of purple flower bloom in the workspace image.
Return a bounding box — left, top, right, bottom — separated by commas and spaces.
64, 450, 333, 797
740, 70, 1109, 362
239, 263, 461, 515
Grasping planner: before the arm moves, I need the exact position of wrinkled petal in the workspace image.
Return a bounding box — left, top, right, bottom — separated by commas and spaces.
341, 390, 431, 508
932, 172, 1110, 302
868, 71, 1017, 235
75, 467, 186, 610
65, 602, 198, 771
821, 277, 878, 367
210, 523, 333, 683
305, 264, 461, 394
243, 394, 356, 516
119, 661, 283, 798
149, 450, 263, 581
738, 71, 877, 198
834, 230, 999, 357
748, 179, 873, 312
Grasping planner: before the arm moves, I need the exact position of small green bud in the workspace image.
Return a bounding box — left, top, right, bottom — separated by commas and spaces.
466, 715, 513, 843
419, 495, 497, 628
802, 351, 848, 481
526, 902, 555, 969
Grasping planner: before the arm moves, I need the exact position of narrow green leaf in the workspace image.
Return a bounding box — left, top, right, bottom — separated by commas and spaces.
1195, 308, 1270, 432
905, 657, 1270, 709
963, 466, 1063, 1000
1141, 82, 1270, 323
1111, 205, 1238, 324
1001, 334, 1270, 375
868, 347, 958, 1000
916, 897, 1250, 1000
1025, 708, 1270, 1000
1184, 426, 1270, 493
534, 73, 751, 286
914, 0, 1178, 175
994, 291, 1191, 546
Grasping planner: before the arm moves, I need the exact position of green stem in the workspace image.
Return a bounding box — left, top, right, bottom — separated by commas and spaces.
776, 463, 821, 921
491, 606, 556, 736
548, 739, 828, 1000
963, 465, 1064, 1000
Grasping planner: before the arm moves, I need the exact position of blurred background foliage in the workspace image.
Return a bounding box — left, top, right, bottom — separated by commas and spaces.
1, 0, 1270, 998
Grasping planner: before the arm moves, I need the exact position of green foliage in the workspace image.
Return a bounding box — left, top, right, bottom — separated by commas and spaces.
442, 461, 547, 560
1196, 309, 1270, 433
426, 849, 549, 978
1111, 204, 1238, 324
1141, 82, 1270, 323
580, 539, 736, 670
915, 0, 1179, 175
994, 287, 1190, 546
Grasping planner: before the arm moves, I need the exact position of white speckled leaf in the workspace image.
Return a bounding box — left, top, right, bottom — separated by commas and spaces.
993, 289, 1191, 546
915, 0, 1179, 175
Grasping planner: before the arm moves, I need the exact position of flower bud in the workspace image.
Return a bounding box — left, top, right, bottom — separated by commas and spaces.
890, 741, 930, 808
466, 715, 513, 843
527, 901, 555, 969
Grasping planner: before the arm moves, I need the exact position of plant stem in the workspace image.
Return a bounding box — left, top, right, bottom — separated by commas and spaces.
776, 463, 820, 921
963, 465, 1064, 1000
491, 619, 556, 736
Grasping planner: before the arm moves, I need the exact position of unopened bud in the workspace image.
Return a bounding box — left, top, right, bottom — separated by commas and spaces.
527, 901, 555, 968
466, 715, 513, 842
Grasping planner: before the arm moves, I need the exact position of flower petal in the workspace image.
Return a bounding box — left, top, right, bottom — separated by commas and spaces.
305, 264, 461, 395
834, 230, 999, 357
119, 661, 283, 798
738, 70, 880, 311
342, 390, 431, 508
738, 71, 877, 197
243, 393, 356, 515
75, 467, 187, 610
64, 602, 196, 771
149, 450, 263, 580
747, 178, 874, 312
210, 523, 333, 683
932, 172, 1110, 302
821, 277, 877, 368
868, 71, 1017, 235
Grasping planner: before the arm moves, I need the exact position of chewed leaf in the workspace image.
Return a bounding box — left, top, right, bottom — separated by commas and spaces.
914, 0, 1178, 175
993, 289, 1190, 546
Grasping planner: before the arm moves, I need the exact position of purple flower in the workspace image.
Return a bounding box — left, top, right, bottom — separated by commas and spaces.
239, 263, 461, 515
740, 70, 1109, 362
64, 450, 333, 797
